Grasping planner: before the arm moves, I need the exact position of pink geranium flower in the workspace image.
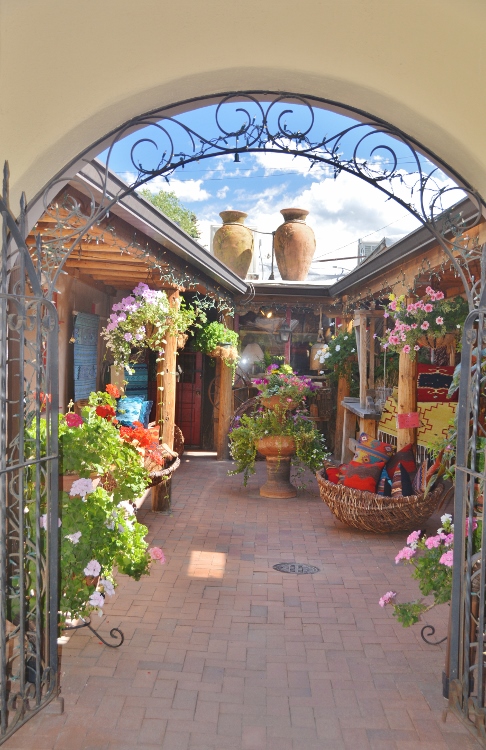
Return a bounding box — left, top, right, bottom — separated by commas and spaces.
407, 530, 421, 547
425, 535, 442, 549
379, 591, 397, 607
440, 550, 453, 567
395, 546, 416, 564
65, 412, 83, 428
148, 546, 166, 564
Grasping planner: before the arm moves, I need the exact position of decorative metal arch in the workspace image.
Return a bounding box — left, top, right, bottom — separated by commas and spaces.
5, 90, 486, 743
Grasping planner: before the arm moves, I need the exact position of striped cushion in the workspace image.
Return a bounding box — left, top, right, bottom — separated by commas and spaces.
343, 460, 386, 493
391, 464, 415, 497
377, 467, 392, 496
412, 460, 428, 495
387, 444, 416, 476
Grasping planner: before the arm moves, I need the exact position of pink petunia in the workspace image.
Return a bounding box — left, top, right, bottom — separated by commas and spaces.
402, 345, 411, 354
420, 321, 430, 331
436, 316, 444, 325
411, 323, 418, 329
465, 517, 478, 535
426, 286, 434, 295
424, 304, 434, 313
414, 345, 420, 351
435, 291, 445, 300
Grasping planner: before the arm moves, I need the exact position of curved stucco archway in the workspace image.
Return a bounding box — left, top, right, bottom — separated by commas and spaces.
1, 0, 486, 207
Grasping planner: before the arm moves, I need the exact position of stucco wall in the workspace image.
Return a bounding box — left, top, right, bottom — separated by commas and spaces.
1, 0, 485, 209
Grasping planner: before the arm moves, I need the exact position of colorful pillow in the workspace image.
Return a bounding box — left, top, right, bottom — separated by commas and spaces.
140, 400, 153, 429
387, 444, 416, 477
116, 396, 145, 426
325, 467, 341, 484
352, 447, 390, 465
391, 463, 415, 498
426, 450, 444, 482
377, 467, 392, 496
412, 460, 428, 495
357, 432, 396, 461
417, 364, 457, 402
343, 460, 385, 493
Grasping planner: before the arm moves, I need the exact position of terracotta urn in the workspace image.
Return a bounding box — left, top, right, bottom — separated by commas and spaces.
274, 208, 316, 281
260, 395, 299, 412
255, 436, 296, 498
212, 211, 254, 279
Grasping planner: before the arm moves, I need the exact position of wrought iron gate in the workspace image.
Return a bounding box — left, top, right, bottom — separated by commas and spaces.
1, 91, 486, 742
0, 167, 60, 743
448, 298, 486, 741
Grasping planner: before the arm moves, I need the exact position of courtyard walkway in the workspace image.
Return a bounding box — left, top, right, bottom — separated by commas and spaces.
4, 455, 480, 749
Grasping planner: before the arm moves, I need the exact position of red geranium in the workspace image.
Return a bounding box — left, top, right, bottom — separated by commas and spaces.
106, 384, 121, 399
65, 412, 84, 428
96, 404, 116, 421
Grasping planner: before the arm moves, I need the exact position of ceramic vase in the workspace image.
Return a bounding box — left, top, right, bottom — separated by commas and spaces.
274, 208, 316, 281
212, 211, 254, 279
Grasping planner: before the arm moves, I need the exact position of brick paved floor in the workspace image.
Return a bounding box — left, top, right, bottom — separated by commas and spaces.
4, 455, 481, 749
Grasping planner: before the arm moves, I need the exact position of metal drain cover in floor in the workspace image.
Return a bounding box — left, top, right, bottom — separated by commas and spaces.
273, 563, 320, 575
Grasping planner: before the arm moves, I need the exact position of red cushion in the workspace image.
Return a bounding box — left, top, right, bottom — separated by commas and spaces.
325, 467, 341, 484
343, 460, 385, 493
387, 444, 416, 476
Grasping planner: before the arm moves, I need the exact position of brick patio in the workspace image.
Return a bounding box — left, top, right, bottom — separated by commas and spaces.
4, 454, 481, 749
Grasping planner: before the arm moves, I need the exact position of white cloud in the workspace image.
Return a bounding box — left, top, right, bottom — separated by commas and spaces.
141, 176, 209, 202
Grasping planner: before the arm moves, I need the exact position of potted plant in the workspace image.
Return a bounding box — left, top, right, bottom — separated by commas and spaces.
229, 375, 328, 497
253, 364, 316, 413
101, 283, 205, 373
26, 387, 166, 626
193, 321, 239, 369
381, 287, 468, 359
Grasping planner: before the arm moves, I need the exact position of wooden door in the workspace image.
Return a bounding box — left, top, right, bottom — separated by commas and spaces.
176, 351, 203, 447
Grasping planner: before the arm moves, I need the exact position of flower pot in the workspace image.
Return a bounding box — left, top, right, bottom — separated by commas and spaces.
212, 210, 254, 279
416, 332, 457, 349
208, 345, 239, 363
274, 208, 316, 281
255, 436, 296, 498
260, 395, 299, 411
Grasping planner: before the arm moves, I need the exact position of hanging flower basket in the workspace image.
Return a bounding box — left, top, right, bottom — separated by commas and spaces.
177, 333, 189, 349
416, 332, 457, 349
208, 344, 239, 363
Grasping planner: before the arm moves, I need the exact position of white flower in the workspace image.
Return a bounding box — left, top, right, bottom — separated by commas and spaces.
88, 591, 104, 609
65, 531, 82, 545
335, 345, 341, 352
100, 578, 115, 597
70, 478, 94, 500
344, 336, 348, 340
351, 348, 356, 352
117, 500, 135, 516
441, 513, 453, 525
84, 559, 101, 577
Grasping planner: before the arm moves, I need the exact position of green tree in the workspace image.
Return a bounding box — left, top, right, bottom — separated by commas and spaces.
140, 187, 200, 238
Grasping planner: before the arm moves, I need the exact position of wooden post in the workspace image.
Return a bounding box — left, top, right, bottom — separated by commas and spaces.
334, 373, 350, 460
284, 306, 291, 365
359, 311, 367, 408
216, 315, 234, 460
216, 357, 233, 460
156, 289, 179, 451
341, 407, 357, 463
397, 350, 417, 450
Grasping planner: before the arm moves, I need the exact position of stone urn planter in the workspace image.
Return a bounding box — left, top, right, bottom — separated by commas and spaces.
274, 208, 316, 281
255, 436, 297, 498
212, 210, 254, 279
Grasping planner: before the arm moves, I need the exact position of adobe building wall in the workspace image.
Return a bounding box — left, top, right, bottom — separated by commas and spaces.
1, 0, 485, 211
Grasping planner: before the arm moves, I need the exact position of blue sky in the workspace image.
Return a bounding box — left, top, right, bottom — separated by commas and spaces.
99, 101, 460, 282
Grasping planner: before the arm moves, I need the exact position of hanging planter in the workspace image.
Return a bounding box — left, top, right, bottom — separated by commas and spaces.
416, 332, 457, 349
194, 322, 240, 370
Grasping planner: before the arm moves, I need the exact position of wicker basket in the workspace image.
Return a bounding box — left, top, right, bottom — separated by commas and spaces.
316, 468, 444, 533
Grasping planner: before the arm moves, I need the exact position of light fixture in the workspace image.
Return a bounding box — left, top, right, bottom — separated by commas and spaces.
278, 322, 292, 343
